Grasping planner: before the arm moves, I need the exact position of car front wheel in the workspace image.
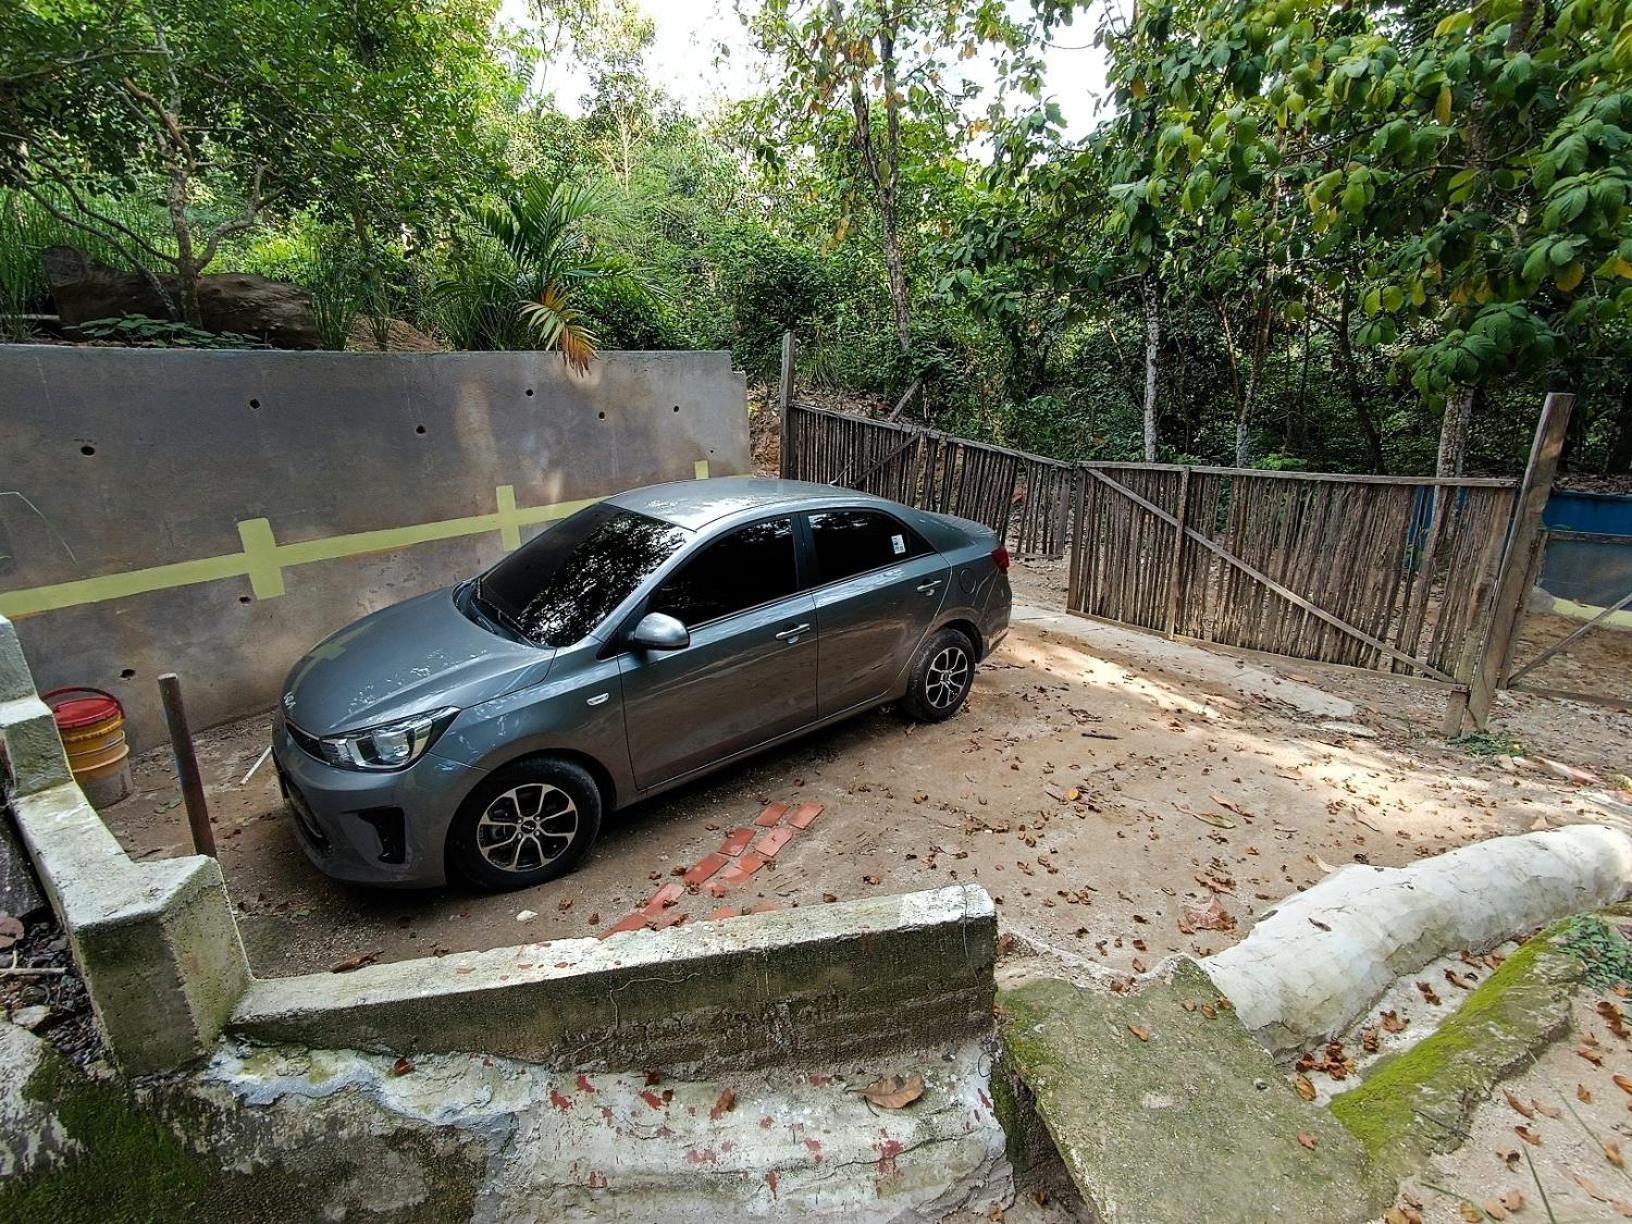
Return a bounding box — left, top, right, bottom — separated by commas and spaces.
447, 756, 603, 891
901, 627, 977, 723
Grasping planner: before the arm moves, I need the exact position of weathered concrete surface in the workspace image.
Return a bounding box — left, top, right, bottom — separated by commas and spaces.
2, 614, 250, 1075
999, 962, 1392, 1223
1328, 921, 1583, 1177
0, 345, 750, 749
230, 884, 997, 1076
0, 1025, 75, 1179
1201, 825, 1632, 1053
1, 1024, 1010, 1222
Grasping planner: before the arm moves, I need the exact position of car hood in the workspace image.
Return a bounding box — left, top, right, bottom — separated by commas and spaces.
280, 588, 553, 737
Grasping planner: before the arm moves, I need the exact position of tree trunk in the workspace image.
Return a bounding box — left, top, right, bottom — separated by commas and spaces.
1437, 384, 1476, 476
1141, 275, 1161, 462
165, 164, 203, 327
1334, 292, 1387, 473
876, 23, 910, 355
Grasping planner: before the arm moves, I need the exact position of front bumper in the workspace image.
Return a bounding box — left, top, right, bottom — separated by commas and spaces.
271, 716, 481, 887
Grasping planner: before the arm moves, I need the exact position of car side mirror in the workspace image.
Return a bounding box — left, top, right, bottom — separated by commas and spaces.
629, 611, 690, 651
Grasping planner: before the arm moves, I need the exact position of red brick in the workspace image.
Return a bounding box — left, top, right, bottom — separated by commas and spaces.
599, 912, 649, 939
653, 912, 688, 931
704, 906, 738, 921
719, 853, 767, 885
753, 827, 794, 858
683, 853, 730, 887
746, 901, 778, 915
788, 803, 824, 830
720, 827, 756, 856
640, 882, 683, 916
754, 802, 790, 828
704, 880, 729, 899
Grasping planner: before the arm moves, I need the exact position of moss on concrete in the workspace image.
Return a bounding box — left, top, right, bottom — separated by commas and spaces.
1, 1043, 482, 1223
1329, 921, 1582, 1176
998, 961, 1392, 1224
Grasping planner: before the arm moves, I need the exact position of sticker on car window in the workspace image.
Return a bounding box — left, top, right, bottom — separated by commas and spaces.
891, 533, 906, 555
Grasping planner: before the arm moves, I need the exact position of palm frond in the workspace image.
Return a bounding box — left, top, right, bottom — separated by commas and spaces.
519, 282, 598, 374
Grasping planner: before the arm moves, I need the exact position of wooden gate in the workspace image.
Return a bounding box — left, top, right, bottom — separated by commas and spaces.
1068, 465, 1518, 683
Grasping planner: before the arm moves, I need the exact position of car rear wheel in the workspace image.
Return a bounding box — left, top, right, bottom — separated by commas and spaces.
448, 756, 602, 891
901, 627, 977, 723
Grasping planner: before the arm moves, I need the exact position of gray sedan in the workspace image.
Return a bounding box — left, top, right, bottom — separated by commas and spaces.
272, 477, 1012, 890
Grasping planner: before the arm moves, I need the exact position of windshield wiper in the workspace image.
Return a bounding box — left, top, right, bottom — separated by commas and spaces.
472, 579, 532, 643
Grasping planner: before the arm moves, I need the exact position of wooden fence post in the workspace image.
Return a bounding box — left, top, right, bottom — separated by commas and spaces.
1450, 391, 1574, 735
1164, 466, 1192, 636
1066, 467, 1089, 613
778, 330, 796, 479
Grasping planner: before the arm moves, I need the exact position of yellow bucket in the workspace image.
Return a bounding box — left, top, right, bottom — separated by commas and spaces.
44, 686, 133, 809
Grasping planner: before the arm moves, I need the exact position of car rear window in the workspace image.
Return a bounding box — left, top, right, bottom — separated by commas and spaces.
808, 509, 929, 584
649, 517, 799, 625
478, 503, 690, 647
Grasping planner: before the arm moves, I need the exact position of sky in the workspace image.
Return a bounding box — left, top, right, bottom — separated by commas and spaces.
496, 0, 1115, 141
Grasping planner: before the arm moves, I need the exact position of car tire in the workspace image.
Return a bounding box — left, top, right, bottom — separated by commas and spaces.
901, 627, 978, 723
447, 756, 603, 892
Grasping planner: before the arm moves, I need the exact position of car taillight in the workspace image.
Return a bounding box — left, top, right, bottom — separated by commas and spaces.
992, 545, 1010, 572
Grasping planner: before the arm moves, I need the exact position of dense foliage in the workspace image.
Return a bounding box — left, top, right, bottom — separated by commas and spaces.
2, 0, 1628, 474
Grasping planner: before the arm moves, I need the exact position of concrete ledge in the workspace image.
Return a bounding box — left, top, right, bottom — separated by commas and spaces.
230, 884, 996, 1075
1, 616, 252, 1075
1201, 825, 1632, 1052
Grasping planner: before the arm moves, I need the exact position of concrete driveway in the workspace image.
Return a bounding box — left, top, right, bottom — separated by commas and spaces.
101, 593, 1630, 979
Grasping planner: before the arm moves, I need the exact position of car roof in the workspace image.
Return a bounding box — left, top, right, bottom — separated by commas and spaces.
606, 476, 900, 531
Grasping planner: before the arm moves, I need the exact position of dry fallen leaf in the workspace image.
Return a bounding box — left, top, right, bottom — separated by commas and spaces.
1499, 1190, 1523, 1211
1480, 1199, 1508, 1221
329, 949, 381, 973
1573, 1173, 1612, 1202
1607, 1139, 1626, 1169
1293, 1074, 1316, 1102
1578, 1046, 1605, 1066
391, 1057, 414, 1076
710, 1089, 736, 1120
861, 1073, 925, 1110
1531, 1099, 1560, 1120
1515, 1125, 1542, 1147
1297, 1132, 1318, 1151
1455, 1203, 1482, 1222
1580, 1083, 1595, 1103
1128, 1024, 1151, 1042
1504, 1090, 1535, 1119
1498, 1148, 1520, 1169
1615, 1073, 1632, 1096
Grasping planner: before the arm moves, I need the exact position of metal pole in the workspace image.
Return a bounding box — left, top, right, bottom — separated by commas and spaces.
158, 672, 215, 857
778, 330, 796, 479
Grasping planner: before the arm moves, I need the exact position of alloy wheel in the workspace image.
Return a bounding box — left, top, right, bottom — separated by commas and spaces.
475, 782, 579, 873
925, 644, 971, 710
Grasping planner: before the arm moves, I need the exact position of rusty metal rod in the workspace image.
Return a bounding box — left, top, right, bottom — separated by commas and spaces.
157, 672, 215, 857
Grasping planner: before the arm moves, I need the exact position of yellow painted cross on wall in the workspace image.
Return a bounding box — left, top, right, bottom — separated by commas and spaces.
0, 460, 711, 618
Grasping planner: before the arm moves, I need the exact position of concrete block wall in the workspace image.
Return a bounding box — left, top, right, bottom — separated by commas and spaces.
0, 346, 751, 749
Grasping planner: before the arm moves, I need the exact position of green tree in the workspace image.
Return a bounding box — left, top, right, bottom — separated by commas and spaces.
1, 0, 505, 324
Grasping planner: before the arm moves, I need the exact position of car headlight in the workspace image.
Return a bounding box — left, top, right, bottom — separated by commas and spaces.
320, 708, 459, 771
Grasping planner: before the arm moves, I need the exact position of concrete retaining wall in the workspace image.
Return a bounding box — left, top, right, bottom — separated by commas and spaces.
230, 885, 996, 1075
0, 346, 749, 749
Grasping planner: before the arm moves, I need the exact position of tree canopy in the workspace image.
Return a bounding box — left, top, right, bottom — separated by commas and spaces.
1, 0, 1627, 475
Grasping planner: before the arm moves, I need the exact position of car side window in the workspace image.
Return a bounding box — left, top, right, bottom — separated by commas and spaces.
808, 509, 929, 585
648, 517, 799, 626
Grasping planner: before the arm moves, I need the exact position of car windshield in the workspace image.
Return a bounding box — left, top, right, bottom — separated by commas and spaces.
476, 504, 690, 647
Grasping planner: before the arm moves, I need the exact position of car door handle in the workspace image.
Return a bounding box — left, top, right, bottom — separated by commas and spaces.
917, 579, 943, 593
774, 623, 811, 640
